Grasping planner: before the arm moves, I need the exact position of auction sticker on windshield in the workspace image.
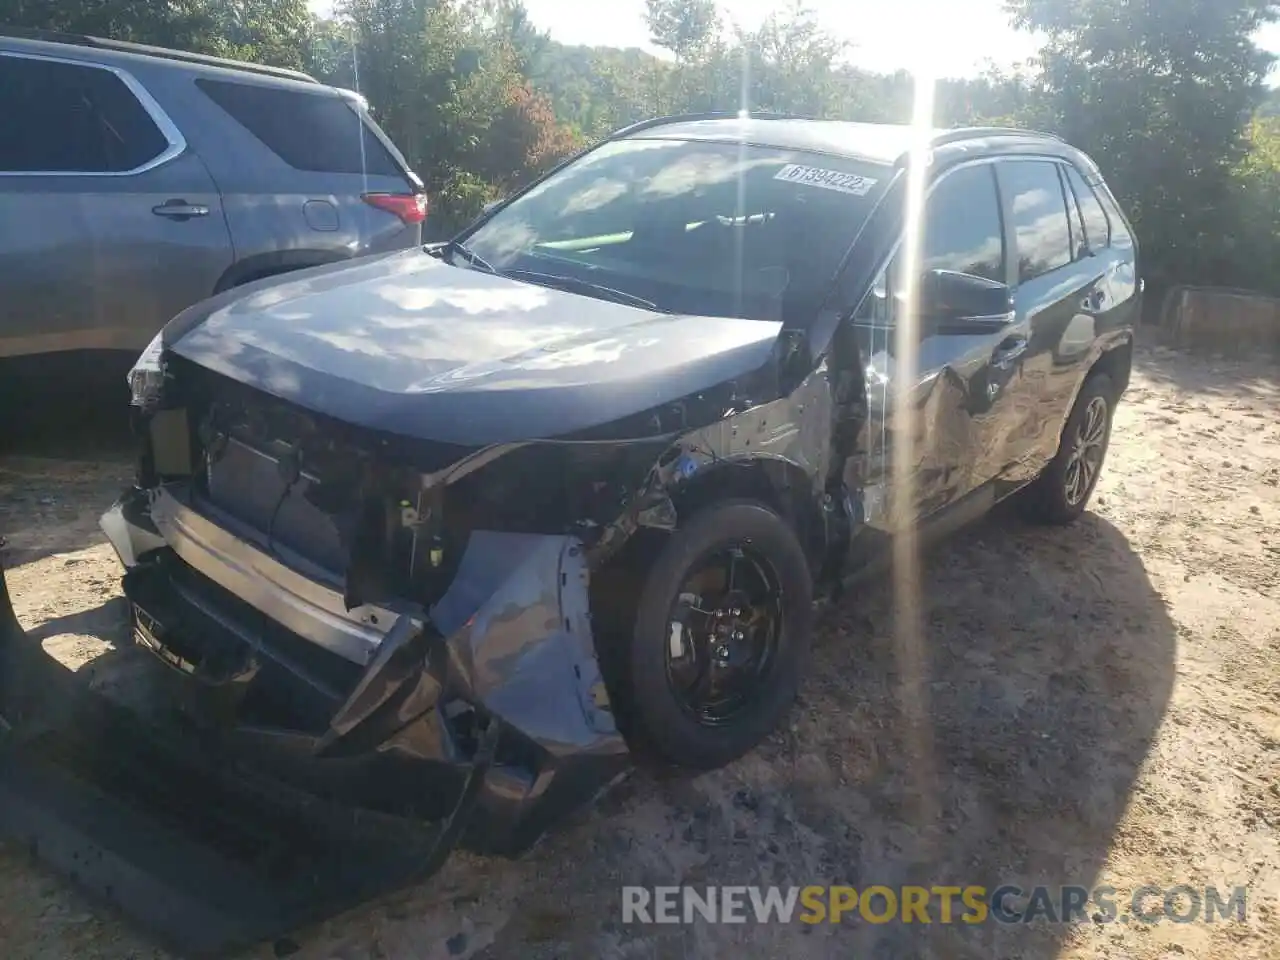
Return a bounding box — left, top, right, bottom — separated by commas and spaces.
773, 164, 879, 196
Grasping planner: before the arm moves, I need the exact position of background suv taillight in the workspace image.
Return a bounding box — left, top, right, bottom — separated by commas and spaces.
362, 192, 428, 225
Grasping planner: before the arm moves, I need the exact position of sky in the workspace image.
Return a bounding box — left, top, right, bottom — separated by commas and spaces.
309, 0, 1280, 83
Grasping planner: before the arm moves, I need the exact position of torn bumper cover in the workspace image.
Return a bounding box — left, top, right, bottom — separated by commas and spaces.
0, 487, 628, 957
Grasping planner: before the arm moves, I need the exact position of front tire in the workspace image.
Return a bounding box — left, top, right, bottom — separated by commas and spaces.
627, 500, 813, 770
1020, 373, 1115, 525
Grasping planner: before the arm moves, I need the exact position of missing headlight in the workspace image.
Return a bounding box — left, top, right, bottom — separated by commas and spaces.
127, 331, 166, 410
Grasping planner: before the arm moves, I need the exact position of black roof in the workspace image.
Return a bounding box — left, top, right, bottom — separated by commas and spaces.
612, 113, 1071, 168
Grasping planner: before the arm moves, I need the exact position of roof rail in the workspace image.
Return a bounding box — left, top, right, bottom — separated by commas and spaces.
0, 27, 318, 83
930, 126, 1065, 149
609, 111, 815, 139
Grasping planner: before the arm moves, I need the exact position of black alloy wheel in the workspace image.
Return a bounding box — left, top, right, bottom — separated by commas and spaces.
627, 500, 812, 769
664, 545, 784, 727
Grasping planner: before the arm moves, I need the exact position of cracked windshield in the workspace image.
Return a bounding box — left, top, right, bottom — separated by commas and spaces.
0, 1, 1278, 960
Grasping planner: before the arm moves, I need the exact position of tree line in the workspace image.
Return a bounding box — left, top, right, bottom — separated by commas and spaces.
4, 0, 1279, 302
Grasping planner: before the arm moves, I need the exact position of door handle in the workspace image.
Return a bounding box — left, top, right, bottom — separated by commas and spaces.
152, 199, 210, 221
991, 336, 1028, 371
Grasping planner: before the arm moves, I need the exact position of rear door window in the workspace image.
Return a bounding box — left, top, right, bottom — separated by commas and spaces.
997, 160, 1073, 283
0, 54, 170, 173
197, 78, 402, 177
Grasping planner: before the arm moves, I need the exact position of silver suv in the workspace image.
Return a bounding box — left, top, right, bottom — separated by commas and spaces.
0, 31, 424, 371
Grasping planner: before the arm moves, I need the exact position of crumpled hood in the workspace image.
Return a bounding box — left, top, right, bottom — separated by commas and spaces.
168, 249, 783, 445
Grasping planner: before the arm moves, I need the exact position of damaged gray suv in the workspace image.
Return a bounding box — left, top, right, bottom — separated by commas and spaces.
0, 115, 1139, 955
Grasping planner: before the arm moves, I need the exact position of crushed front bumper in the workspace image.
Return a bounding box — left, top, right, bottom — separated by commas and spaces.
0, 486, 629, 956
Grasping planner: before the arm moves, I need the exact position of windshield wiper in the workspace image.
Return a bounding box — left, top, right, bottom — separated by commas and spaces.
440, 251, 661, 311
443, 239, 495, 273
501, 270, 659, 311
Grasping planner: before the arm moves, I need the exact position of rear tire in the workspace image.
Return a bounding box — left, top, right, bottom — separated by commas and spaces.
1020, 373, 1115, 525
627, 500, 813, 770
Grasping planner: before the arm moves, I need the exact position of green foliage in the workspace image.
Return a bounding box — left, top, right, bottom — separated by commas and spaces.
645, 0, 718, 59
0, 0, 312, 69
8, 0, 1280, 297
523, 4, 1039, 131
1005, 0, 1280, 295
304, 15, 359, 88
1228, 117, 1280, 293
738, 3, 849, 116
324, 0, 581, 235
1244, 115, 1280, 169
528, 44, 663, 137
936, 66, 1051, 128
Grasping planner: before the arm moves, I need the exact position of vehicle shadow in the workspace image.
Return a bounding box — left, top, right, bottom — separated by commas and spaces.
512, 506, 1176, 960
0, 351, 135, 459
786, 506, 1174, 957
0, 373, 133, 565
23, 597, 130, 647
17, 597, 181, 731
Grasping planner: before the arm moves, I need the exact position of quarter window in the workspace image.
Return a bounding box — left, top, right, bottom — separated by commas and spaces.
197, 78, 402, 177
998, 160, 1073, 283
1061, 166, 1089, 260
1097, 183, 1132, 246
1064, 164, 1111, 251
0, 54, 169, 173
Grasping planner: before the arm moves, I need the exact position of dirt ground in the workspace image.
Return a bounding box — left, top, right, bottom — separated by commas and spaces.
0, 333, 1276, 960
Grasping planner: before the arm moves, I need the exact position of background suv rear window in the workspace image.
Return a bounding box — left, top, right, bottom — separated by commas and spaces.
0, 55, 169, 173
196, 78, 401, 177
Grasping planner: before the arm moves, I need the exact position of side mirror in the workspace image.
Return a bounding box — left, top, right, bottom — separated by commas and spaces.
920, 269, 1013, 328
